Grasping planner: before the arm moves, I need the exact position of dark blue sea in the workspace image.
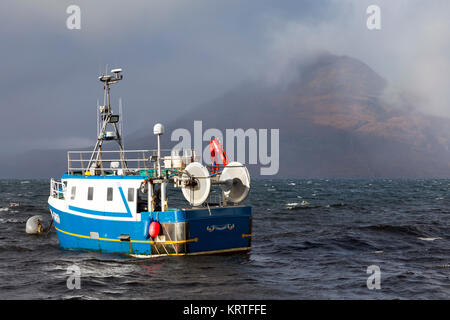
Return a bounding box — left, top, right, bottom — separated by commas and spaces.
0, 179, 449, 299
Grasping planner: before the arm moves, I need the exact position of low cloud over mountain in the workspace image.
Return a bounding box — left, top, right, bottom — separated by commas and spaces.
4, 53, 450, 178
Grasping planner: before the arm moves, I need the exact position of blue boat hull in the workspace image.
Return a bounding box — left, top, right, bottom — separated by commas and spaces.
49, 204, 252, 257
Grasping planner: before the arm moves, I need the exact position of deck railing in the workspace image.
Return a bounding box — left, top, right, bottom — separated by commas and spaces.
67, 149, 197, 176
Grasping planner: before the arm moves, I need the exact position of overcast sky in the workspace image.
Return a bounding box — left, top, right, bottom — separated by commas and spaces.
1, 0, 449, 154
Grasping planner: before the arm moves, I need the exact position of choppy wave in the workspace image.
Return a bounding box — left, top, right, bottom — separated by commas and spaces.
1, 178, 450, 299
359, 224, 424, 236
284, 202, 346, 210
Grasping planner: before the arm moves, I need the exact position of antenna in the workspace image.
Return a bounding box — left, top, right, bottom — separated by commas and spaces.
153, 123, 164, 177
96, 99, 99, 137
119, 97, 123, 149
87, 67, 126, 173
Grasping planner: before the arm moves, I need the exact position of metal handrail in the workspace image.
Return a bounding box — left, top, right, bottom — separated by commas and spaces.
67, 149, 197, 175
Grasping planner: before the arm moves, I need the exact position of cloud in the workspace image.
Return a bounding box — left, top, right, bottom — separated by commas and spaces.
0, 0, 449, 160
258, 0, 450, 117
5, 136, 94, 154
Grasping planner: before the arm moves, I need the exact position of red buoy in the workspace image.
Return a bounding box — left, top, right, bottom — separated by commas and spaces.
149, 221, 160, 238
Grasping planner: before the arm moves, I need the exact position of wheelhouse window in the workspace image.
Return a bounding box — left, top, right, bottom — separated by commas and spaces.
127, 188, 135, 202
87, 187, 94, 200
107, 187, 113, 201
70, 186, 76, 200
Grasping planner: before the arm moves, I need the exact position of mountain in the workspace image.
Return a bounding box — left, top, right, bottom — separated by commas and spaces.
129, 53, 450, 178
4, 53, 450, 178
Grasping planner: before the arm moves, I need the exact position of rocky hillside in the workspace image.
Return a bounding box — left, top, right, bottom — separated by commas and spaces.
130, 53, 450, 178
4, 53, 450, 178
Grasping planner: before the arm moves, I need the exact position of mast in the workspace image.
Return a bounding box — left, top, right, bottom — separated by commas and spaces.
87, 68, 127, 174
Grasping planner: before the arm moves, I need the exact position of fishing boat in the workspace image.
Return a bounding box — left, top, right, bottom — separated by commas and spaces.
47, 68, 252, 257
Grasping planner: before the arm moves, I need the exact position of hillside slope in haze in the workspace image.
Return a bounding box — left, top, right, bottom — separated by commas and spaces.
129, 53, 450, 178
3, 53, 450, 178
